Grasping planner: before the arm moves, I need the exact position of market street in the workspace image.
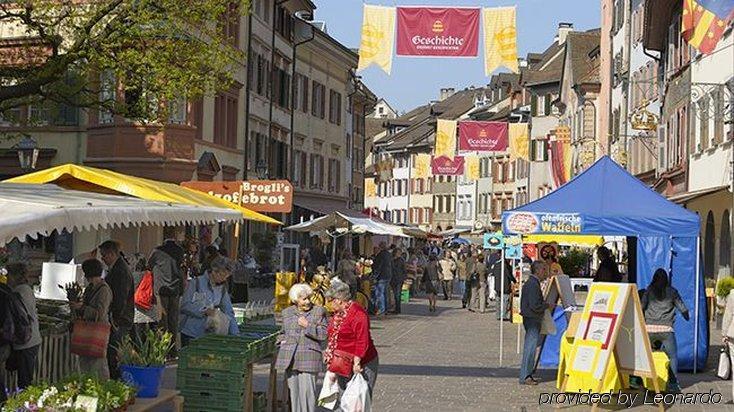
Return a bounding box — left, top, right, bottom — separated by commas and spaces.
359, 296, 732, 411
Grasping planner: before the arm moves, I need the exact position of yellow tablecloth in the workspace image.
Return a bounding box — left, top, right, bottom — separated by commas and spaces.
557, 333, 669, 392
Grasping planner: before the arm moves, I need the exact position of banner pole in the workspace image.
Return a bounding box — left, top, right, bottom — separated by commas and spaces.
694, 236, 700, 373
515, 259, 520, 354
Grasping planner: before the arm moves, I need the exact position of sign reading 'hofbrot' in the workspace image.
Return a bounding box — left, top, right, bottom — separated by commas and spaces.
181, 180, 293, 213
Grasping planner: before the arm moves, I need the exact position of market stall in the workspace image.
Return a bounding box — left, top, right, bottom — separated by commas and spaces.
0, 182, 243, 402
502, 156, 706, 372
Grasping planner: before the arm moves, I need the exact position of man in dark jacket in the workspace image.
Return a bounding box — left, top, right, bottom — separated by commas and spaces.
519, 260, 551, 385
390, 249, 407, 314
490, 252, 515, 321
99, 240, 134, 379
372, 242, 393, 316
148, 239, 184, 346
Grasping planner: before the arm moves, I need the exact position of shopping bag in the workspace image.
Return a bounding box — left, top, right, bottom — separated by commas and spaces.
205, 308, 230, 335
340, 373, 371, 412
540, 309, 557, 335
70, 320, 111, 358
134, 270, 154, 310
318, 371, 340, 410
717, 347, 731, 380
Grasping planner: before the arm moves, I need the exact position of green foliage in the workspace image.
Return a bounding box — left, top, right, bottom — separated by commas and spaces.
716, 276, 734, 298
117, 329, 173, 367
558, 249, 591, 277
0, 0, 251, 122
251, 231, 277, 270
3, 374, 136, 411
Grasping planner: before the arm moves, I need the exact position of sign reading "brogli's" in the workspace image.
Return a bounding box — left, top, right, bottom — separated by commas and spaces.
181, 180, 293, 213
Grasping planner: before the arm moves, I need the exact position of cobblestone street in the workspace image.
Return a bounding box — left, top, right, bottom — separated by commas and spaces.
368, 293, 734, 411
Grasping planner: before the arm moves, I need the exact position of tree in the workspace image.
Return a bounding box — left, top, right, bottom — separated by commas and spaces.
0, 0, 249, 122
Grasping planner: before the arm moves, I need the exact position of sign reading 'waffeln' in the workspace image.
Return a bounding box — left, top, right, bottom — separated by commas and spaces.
182, 180, 293, 213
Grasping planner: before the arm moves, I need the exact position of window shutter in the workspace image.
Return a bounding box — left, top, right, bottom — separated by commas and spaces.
309, 154, 315, 188
336, 160, 341, 192
545, 94, 552, 115
530, 95, 538, 116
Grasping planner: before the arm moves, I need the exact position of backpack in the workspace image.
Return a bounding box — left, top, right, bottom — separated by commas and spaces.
0, 284, 33, 346
134, 270, 155, 310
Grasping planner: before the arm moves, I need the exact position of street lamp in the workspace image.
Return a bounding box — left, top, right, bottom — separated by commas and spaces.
14, 136, 39, 172
256, 159, 269, 180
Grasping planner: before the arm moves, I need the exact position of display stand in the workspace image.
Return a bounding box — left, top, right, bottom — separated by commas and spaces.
244, 356, 279, 412
559, 282, 662, 411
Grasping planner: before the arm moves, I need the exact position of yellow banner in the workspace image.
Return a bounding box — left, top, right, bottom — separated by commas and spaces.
509, 123, 529, 161
435, 119, 457, 158
364, 178, 377, 198
357, 5, 396, 75
483, 7, 519, 75
465, 155, 480, 180
414, 154, 431, 179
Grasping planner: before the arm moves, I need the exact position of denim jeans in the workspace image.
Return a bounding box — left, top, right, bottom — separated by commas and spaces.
374, 280, 389, 315
497, 293, 511, 320
649, 332, 678, 385
520, 317, 541, 382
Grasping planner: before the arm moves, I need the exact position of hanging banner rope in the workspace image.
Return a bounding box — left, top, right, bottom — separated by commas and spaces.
357, 5, 397, 74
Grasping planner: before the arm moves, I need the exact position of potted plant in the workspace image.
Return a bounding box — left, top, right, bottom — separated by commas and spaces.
118, 329, 173, 398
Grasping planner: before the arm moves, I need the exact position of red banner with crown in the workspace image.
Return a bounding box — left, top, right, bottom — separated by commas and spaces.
431, 155, 465, 175
458, 121, 509, 151
396, 7, 480, 57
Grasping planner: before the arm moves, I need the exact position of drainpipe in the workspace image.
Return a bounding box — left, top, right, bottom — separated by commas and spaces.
288, 16, 315, 192
607, 2, 615, 158
243, 10, 253, 251
269, 0, 289, 177
623, 0, 632, 170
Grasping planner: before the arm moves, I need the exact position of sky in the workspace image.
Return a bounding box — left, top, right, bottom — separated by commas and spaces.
312, 0, 601, 113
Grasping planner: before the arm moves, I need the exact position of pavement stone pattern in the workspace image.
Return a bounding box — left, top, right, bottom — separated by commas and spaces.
164, 287, 734, 411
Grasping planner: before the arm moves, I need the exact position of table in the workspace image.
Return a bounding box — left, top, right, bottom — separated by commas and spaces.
128, 389, 183, 412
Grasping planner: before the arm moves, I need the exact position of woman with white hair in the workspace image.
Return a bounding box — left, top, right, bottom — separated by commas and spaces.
324, 280, 379, 398
275, 283, 327, 412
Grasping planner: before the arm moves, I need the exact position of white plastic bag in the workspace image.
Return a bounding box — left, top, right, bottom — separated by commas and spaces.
717, 348, 731, 380
340, 373, 371, 412
318, 371, 340, 410
206, 308, 230, 335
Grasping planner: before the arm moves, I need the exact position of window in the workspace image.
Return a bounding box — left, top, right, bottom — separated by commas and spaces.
329, 90, 342, 125
168, 97, 187, 125
292, 150, 308, 187
300, 75, 309, 113
98, 70, 115, 124
310, 154, 324, 189
532, 139, 549, 161
214, 87, 239, 148
272, 66, 291, 109
699, 97, 709, 150
722, 210, 731, 268
218, 2, 240, 47
312, 81, 326, 119
328, 159, 341, 193
274, 4, 294, 41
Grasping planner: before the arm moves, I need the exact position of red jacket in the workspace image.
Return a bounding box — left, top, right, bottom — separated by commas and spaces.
328, 302, 378, 364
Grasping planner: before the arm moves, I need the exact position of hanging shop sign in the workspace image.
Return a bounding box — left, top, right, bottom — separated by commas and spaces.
504, 212, 583, 235
396, 7, 480, 57
458, 121, 508, 151
431, 155, 465, 175
182, 180, 293, 213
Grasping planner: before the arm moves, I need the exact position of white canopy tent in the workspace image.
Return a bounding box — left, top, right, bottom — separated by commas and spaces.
0, 183, 242, 245
286, 212, 410, 238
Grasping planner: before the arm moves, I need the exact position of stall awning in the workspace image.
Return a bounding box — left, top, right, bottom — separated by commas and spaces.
286, 212, 409, 237
0, 183, 243, 245
523, 234, 604, 246
4, 164, 281, 225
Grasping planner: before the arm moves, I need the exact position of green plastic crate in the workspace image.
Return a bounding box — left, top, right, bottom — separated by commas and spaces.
177, 369, 248, 392
401, 289, 410, 302
178, 350, 251, 373
182, 394, 246, 412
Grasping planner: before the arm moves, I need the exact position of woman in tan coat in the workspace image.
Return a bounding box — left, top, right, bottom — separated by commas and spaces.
70, 259, 113, 379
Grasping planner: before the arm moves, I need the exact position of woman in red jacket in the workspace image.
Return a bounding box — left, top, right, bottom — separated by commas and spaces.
323, 280, 379, 395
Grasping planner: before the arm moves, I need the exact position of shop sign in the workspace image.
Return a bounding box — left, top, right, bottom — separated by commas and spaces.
182, 180, 293, 213
504, 212, 583, 234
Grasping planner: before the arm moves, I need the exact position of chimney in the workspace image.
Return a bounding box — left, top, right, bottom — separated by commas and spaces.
557, 22, 574, 45
439, 87, 455, 101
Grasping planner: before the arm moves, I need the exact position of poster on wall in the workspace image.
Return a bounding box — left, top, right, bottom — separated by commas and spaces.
396, 7, 480, 57
182, 180, 293, 213
431, 155, 465, 175
483, 232, 504, 250
503, 212, 583, 235
458, 121, 508, 151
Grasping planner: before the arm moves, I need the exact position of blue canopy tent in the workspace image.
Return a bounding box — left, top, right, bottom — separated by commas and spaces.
502, 156, 706, 372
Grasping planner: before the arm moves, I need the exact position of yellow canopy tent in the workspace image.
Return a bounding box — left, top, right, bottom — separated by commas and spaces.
4, 164, 281, 225
522, 234, 604, 247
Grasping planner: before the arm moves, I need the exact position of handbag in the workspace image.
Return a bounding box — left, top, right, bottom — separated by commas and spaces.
71, 320, 111, 358
328, 349, 354, 378
717, 347, 731, 380
71, 284, 112, 358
